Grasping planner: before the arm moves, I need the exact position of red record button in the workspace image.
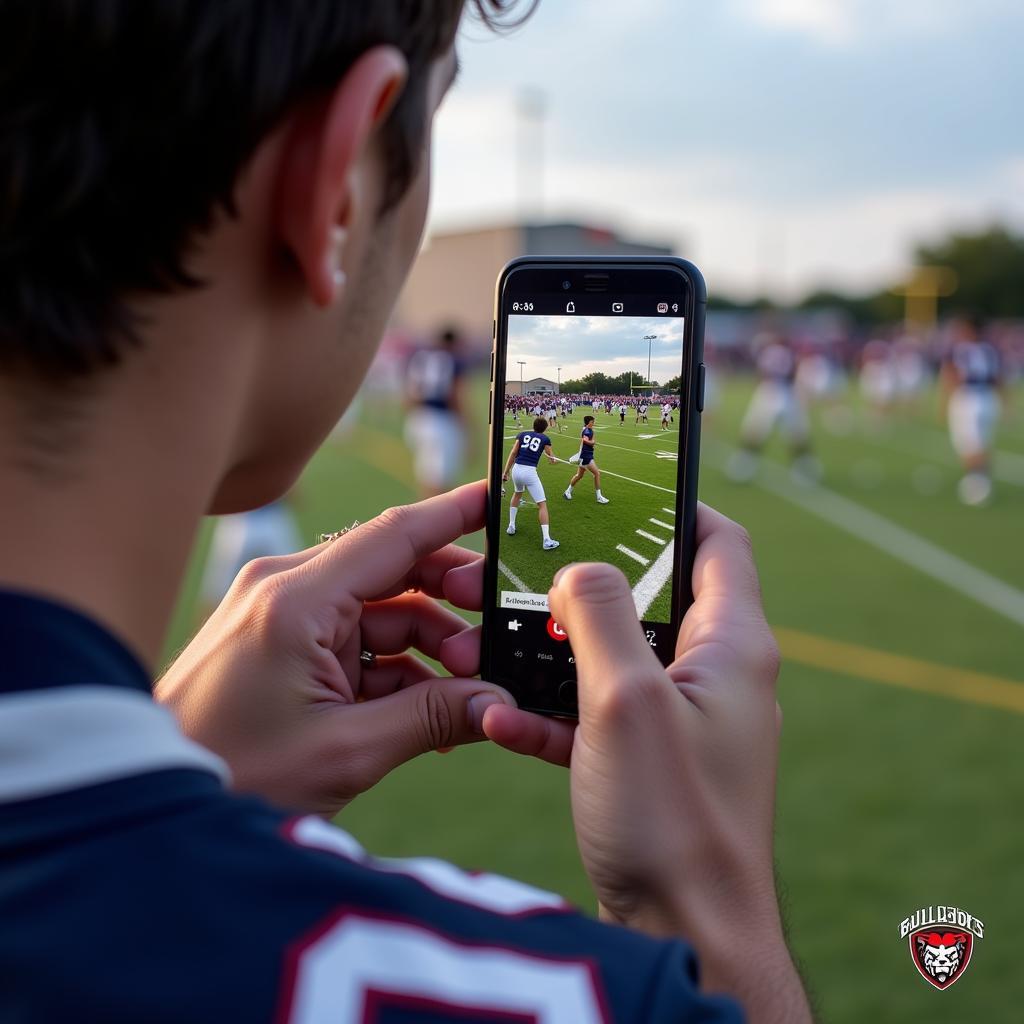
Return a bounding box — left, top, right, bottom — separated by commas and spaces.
546, 618, 568, 641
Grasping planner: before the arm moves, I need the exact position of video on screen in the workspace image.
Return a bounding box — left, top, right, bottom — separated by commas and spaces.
497, 313, 685, 625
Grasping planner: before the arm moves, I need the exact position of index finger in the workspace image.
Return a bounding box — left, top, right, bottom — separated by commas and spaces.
306, 480, 486, 604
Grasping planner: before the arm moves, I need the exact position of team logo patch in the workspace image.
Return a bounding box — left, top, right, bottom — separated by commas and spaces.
898, 905, 984, 990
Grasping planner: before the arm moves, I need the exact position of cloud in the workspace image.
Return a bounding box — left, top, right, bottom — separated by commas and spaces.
505, 315, 684, 383
738, 0, 1021, 46
429, 0, 1024, 297
743, 0, 855, 45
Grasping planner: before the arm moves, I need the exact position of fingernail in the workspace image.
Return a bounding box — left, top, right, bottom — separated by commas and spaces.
467, 693, 502, 734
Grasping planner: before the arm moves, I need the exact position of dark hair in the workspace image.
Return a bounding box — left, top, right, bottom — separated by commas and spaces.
0, 0, 533, 378
533, 416, 547, 432
583, 415, 595, 425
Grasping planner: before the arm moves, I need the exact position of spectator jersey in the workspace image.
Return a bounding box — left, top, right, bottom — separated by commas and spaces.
950, 341, 1001, 387
514, 431, 552, 467
406, 347, 463, 412
0, 591, 742, 1023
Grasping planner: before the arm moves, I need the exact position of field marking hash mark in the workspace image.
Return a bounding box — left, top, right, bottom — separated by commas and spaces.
636, 529, 667, 545
616, 544, 650, 566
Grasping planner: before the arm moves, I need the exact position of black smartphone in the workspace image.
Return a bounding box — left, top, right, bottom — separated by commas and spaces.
480, 256, 706, 717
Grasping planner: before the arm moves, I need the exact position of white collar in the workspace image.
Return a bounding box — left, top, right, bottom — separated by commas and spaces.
0, 686, 230, 804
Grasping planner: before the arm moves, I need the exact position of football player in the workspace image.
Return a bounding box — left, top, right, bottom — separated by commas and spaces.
564, 415, 610, 503
942, 315, 1004, 505
547, 400, 562, 433
403, 325, 467, 497
502, 417, 560, 549
727, 335, 820, 483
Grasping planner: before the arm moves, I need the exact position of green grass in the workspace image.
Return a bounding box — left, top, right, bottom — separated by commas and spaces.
499, 412, 678, 621
167, 372, 1024, 1023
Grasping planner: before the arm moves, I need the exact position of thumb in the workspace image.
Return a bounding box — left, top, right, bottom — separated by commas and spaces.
548, 563, 667, 727
338, 678, 516, 782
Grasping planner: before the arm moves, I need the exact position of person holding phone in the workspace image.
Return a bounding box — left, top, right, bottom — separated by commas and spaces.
565, 415, 611, 503
502, 416, 560, 550
0, 2, 811, 1022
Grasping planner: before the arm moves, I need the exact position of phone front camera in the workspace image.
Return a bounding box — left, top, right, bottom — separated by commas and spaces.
562, 280, 572, 290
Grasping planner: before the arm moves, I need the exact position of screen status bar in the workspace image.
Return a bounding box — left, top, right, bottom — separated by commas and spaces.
508, 295, 683, 316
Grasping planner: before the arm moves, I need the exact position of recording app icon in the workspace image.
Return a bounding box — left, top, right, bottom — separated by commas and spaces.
611, 302, 624, 312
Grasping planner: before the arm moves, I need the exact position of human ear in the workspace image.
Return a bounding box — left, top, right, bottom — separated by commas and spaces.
275, 46, 408, 307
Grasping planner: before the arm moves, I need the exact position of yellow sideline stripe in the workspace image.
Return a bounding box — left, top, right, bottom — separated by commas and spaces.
776, 627, 1024, 715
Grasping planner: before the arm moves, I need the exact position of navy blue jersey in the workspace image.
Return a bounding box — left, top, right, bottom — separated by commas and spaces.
950, 341, 1001, 387
514, 431, 552, 467
0, 590, 742, 1023
580, 427, 595, 464
406, 348, 463, 412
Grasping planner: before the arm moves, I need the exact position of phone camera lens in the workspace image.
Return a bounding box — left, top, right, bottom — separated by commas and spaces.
562, 280, 571, 290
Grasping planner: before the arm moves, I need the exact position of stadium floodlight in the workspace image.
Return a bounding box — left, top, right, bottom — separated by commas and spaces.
643, 335, 658, 392
517, 360, 526, 395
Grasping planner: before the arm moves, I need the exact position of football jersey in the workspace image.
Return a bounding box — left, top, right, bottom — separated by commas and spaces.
756, 344, 797, 384
514, 431, 552, 467
406, 348, 463, 411
950, 341, 1000, 387
0, 590, 742, 1023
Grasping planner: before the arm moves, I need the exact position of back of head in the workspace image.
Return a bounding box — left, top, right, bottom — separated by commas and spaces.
533, 416, 547, 432
0, 1, 515, 381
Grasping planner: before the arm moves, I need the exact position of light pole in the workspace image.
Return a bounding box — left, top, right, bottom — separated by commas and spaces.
517, 361, 526, 397
643, 335, 658, 392
557, 366, 561, 393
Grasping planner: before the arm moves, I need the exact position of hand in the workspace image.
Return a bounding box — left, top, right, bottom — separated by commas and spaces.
482, 504, 810, 1019
156, 482, 513, 815
502, 471, 509, 481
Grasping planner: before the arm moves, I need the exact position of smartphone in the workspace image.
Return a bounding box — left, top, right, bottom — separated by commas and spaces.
481, 256, 706, 717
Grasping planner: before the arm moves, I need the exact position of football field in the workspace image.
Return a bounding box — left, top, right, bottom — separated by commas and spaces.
168, 373, 1024, 1023
498, 412, 681, 622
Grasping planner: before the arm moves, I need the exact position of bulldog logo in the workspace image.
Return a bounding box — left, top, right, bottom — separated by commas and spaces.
910, 929, 972, 990
898, 906, 984, 991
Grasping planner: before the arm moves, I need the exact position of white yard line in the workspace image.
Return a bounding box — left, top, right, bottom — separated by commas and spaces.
550, 457, 675, 495
636, 529, 667, 545
580, 439, 674, 458
616, 544, 650, 566
498, 560, 530, 593
649, 517, 674, 531
633, 541, 676, 619
707, 439, 1024, 628
661, 507, 676, 516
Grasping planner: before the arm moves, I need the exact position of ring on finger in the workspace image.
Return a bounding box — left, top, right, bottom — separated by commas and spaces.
318, 520, 361, 544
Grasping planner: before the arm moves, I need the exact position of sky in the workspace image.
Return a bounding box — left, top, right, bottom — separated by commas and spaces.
429, 0, 1024, 300
507, 314, 685, 384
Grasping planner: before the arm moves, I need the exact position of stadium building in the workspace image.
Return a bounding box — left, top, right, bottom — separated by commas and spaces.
395, 221, 673, 344
505, 377, 559, 396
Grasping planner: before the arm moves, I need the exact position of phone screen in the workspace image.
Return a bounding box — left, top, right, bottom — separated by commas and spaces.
485, 264, 700, 715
